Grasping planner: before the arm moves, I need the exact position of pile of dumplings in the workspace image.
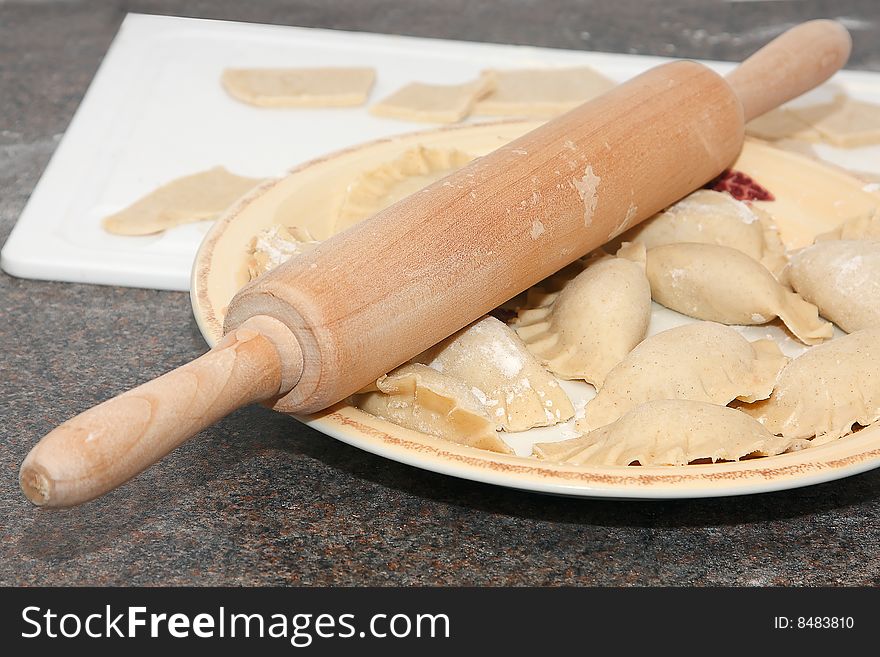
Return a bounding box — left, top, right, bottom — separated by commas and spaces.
259, 186, 880, 467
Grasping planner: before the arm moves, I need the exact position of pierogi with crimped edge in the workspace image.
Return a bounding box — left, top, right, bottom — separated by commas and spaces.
414, 316, 575, 432
355, 363, 511, 454
576, 322, 788, 434
513, 252, 651, 386
739, 329, 880, 441
536, 400, 807, 467
621, 241, 833, 345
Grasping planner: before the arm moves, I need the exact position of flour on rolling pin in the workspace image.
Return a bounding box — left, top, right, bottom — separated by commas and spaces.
570, 164, 602, 227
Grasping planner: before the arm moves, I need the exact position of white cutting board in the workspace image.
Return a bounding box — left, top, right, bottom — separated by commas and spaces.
3, 13, 880, 291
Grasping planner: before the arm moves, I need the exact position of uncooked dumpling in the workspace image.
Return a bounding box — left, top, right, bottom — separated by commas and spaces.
536, 400, 804, 466
513, 253, 651, 385
815, 210, 880, 242
618, 189, 787, 276
786, 240, 880, 333
247, 225, 318, 279
355, 363, 511, 454
578, 321, 788, 433
416, 316, 574, 431
336, 146, 474, 232
739, 328, 880, 440
626, 242, 832, 345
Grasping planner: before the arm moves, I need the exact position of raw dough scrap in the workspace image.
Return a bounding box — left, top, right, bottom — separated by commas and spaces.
577, 321, 788, 433
513, 252, 651, 386
336, 146, 474, 232
787, 240, 880, 333
618, 189, 787, 277
745, 108, 819, 142
102, 167, 262, 236
370, 74, 495, 123
473, 66, 616, 118
355, 363, 511, 454
221, 67, 375, 107
536, 400, 804, 466
416, 316, 574, 431
739, 328, 880, 440
790, 96, 880, 148
624, 242, 833, 345
815, 210, 880, 242
770, 138, 821, 159
247, 225, 319, 280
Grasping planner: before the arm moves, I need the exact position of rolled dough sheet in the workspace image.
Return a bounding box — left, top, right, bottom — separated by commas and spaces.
102, 167, 263, 236
369, 74, 495, 123
473, 67, 616, 118
769, 138, 819, 158
222, 67, 376, 107
745, 108, 819, 142
790, 97, 880, 148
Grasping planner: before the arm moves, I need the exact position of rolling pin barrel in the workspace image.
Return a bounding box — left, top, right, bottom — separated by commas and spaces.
226, 60, 745, 414
20, 20, 852, 507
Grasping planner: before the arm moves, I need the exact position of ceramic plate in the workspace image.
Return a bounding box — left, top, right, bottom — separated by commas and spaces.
192, 120, 880, 499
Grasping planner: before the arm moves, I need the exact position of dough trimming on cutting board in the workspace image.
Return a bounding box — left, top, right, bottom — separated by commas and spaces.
221, 67, 376, 107
745, 108, 819, 142
369, 74, 495, 123
474, 66, 616, 118
102, 167, 263, 236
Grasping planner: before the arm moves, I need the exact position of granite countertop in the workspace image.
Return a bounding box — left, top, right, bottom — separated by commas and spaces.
2, 0, 879, 586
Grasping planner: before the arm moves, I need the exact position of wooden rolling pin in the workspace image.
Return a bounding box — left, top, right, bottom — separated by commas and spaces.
21, 20, 851, 508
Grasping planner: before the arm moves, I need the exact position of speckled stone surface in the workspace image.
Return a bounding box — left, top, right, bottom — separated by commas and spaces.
2, 0, 880, 586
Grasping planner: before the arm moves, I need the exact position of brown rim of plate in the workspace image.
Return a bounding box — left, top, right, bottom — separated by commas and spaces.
308, 405, 880, 494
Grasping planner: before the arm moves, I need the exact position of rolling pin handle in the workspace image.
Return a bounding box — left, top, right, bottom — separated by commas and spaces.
19, 315, 303, 508
725, 19, 851, 123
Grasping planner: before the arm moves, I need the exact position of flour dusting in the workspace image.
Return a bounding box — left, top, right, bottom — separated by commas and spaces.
571, 165, 601, 226
248, 225, 318, 278
610, 201, 639, 237
669, 193, 758, 224
531, 219, 545, 239
624, 202, 638, 226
